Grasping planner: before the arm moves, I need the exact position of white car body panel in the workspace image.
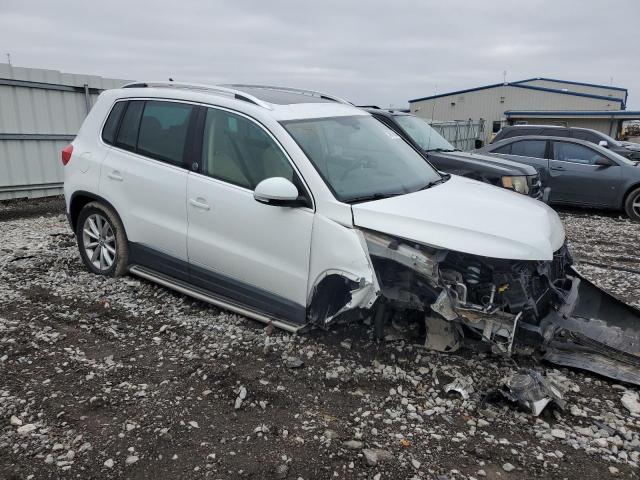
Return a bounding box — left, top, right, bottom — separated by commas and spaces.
352, 175, 565, 261
306, 214, 379, 316
99, 149, 189, 261
186, 172, 314, 307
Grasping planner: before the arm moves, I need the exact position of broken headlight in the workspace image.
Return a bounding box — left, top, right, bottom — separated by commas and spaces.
501, 175, 529, 194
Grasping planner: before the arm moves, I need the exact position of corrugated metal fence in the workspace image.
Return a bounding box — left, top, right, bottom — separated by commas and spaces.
429, 119, 486, 151
0, 64, 130, 200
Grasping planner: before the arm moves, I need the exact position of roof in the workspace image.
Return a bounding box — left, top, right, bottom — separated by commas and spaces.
513, 77, 627, 92
505, 110, 640, 118
408, 80, 626, 107
118, 82, 365, 121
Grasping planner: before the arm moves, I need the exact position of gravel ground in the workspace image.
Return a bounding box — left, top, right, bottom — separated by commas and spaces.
0, 198, 639, 480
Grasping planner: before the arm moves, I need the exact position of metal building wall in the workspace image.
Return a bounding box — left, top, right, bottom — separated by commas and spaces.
0, 64, 130, 200
409, 85, 621, 143
515, 79, 627, 102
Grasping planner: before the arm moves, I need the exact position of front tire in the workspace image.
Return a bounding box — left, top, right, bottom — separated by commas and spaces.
76, 202, 129, 276
624, 187, 640, 221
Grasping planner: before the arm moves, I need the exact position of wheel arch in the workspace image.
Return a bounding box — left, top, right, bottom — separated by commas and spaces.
621, 182, 640, 209
69, 191, 125, 234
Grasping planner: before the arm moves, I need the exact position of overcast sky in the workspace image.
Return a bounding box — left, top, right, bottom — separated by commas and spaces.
1, 0, 638, 109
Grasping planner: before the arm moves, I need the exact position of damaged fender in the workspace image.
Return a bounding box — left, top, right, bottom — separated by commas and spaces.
307, 215, 379, 325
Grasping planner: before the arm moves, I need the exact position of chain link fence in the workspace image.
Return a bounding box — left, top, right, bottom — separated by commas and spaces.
429, 119, 486, 151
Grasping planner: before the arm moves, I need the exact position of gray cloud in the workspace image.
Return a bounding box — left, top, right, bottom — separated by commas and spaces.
1, 0, 637, 109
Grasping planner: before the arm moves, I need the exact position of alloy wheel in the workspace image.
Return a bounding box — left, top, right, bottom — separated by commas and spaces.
82, 213, 116, 271
633, 193, 640, 217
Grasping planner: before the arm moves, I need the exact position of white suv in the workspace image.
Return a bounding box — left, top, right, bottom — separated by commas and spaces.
64, 82, 572, 348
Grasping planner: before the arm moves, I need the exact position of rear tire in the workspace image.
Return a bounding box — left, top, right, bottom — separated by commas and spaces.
624, 187, 640, 221
76, 201, 129, 277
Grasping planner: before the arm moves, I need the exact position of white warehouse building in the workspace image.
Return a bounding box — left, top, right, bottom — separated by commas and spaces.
408, 77, 640, 143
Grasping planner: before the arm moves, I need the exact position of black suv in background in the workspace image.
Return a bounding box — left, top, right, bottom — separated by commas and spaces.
365, 108, 546, 201
493, 125, 640, 160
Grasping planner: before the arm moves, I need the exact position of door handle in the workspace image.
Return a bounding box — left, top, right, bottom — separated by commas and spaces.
107, 171, 124, 181
189, 198, 210, 210
550, 166, 565, 171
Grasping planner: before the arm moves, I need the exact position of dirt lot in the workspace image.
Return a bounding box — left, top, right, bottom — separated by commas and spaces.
1, 197, 639, 480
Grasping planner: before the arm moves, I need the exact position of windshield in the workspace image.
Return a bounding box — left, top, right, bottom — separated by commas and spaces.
393, 115, 455, 151
282, 115, 443, 203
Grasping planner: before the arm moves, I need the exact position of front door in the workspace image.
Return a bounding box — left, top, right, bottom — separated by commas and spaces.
548, 141, 622, 206
187, 106, 314, 324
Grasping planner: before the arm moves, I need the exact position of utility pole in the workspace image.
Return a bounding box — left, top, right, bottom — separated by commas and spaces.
6, 53, 11, 66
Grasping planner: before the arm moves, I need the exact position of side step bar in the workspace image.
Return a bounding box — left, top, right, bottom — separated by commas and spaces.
128, 265, 304, 333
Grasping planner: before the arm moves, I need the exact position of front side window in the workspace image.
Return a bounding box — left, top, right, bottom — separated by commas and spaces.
201, 108, 294, 189
492, 144, 512, 154
137, 101, 194, 166
553, 142, 603, 165
283, 115, 442, 203
510, 140, 547, 158
393, 115, 455, 152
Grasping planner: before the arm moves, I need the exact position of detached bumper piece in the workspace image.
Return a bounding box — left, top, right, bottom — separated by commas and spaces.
542, 269, 640, 386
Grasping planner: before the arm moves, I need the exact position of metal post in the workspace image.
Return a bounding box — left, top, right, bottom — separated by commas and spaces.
83, 84, 91, 114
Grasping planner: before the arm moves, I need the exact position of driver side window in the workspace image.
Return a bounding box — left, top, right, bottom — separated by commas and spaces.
552, 142, 603, 165
201, 108, 294, 189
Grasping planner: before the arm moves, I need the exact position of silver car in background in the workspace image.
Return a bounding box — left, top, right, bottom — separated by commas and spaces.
479, 135, 640, 220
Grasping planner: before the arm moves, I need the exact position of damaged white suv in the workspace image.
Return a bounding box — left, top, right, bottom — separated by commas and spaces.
64, 83, 640, 385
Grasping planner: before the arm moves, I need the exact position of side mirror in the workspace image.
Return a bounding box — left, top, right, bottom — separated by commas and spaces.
254, 177, 304, 207
594, 157, 616, 167
598, 140, 609, 148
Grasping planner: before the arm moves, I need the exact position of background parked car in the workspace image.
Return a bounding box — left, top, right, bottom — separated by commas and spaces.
492, 124, 640, 160
479, 135, 640, 220
364, 108, 545, 200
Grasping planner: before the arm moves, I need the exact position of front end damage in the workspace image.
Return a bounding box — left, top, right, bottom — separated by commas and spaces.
338, 229, 640, 386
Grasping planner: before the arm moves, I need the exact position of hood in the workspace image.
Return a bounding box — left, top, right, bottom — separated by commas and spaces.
352, 175, 565, 261
432, 150, 538, 176
620, 141, 640, 151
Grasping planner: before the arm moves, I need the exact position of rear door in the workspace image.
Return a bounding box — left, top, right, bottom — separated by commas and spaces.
186, 105, 314, 324
548, 141, 622, 206
99, 99, 195, 279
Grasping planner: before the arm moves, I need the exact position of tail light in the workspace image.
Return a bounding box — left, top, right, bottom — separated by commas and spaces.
61, 144, 73, 165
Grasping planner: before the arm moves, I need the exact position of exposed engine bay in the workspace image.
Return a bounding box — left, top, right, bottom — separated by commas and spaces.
353, 229, 640, 386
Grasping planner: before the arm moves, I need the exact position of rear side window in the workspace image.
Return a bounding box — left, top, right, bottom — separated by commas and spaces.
137, 101, 194, 166
553, 142, 602, 165
201, 107, 294, 189
115, 101, 144, 151
101, 101, 126, 145
572, 130, 599, 143
510, 140, 547, 158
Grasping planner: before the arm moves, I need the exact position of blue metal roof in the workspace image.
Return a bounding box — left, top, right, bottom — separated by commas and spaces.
408, 80, 626, 107
513, 77, 627, 92
513, 77, 628, 105
505, 110, 640, 117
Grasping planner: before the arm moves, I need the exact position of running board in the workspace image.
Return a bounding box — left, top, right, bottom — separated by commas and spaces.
128, 265, 305, 333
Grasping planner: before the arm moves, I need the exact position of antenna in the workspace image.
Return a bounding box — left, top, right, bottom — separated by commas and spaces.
427, 84, 437, 150
503, 70, 507, 84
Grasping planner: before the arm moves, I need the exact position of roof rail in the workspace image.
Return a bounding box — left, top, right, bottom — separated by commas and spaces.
121, 81, 273, 110
223, 84, 352, 105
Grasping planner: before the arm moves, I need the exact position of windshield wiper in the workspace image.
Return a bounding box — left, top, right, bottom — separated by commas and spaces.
425, 148, 457, 153
346, 192, 404, 204
415, 175, 449, 192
